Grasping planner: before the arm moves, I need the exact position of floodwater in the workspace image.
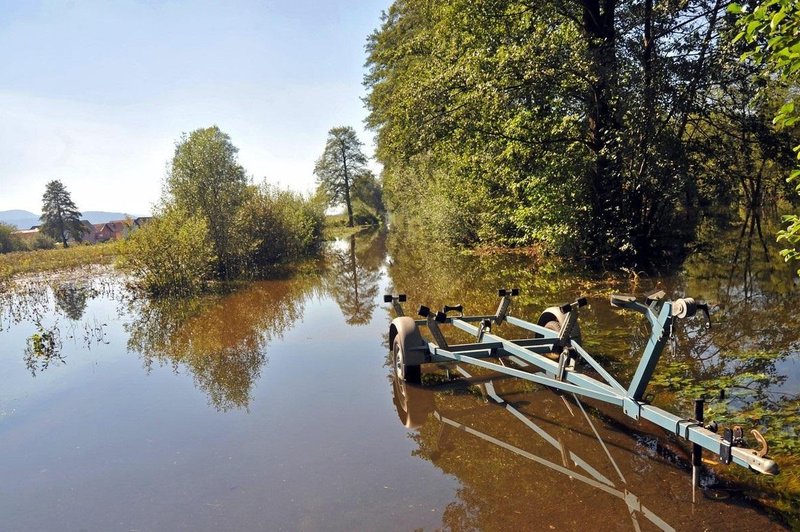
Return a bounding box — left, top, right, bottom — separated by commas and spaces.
0, 228, 797, 531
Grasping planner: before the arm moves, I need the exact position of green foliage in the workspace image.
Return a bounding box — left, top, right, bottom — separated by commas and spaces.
365, 0, 796, 269
235, 184, 325, 270
39, 180, 86, 247
118, 207, 216, 297
351, 170, 385, 219
0, 223, 24, 253
314, 126, 369, 227
29, 233, 56, 250
120, 126, 325, 296
733, 0, 800, 274
166, 126, 248, 278
352, 205, 380, 226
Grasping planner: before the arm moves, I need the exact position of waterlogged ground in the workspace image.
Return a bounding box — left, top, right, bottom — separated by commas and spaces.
0, 228, 798, 530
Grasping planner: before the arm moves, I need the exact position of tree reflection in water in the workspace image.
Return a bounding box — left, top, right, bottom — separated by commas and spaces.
53, 282, 95, 321
325, 231, 385, 325
0, 278, 108, 375
124, 275, 322, 411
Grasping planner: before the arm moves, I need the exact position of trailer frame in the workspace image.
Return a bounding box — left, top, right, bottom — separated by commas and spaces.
385, 290, 778, 477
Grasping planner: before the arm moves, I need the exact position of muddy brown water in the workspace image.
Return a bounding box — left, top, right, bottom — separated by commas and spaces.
0, 229, 797, 530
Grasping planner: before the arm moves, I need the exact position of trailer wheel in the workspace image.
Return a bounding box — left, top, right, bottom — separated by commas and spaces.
534, 306, 582, 344
392, 335, 422, 384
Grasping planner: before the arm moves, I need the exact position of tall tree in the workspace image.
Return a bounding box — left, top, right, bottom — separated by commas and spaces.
40, 180, 85, 247
165, 126, 248, 278
314, 126, 368, 227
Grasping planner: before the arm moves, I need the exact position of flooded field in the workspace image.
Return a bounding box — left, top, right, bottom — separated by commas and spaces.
0, 229, 798, 530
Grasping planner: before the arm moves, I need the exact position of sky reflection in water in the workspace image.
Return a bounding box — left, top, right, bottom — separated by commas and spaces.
0, 227, 797, 530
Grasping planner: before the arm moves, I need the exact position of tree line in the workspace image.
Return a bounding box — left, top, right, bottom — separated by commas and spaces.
364, 0, 799, 270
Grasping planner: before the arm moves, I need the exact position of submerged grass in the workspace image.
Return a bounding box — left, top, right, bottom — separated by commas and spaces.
0, 242, 120, 282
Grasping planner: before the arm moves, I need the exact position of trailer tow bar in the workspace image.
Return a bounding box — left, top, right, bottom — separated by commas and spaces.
384, 290, 779, 479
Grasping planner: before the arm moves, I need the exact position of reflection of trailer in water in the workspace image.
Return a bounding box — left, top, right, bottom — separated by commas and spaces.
384, 290, 778, 480
392, 371, 677, 531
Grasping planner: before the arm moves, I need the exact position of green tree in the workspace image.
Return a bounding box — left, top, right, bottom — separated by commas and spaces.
364, 0, 786, 268
352, 170, 385, 218
314, 126, 368, 227
0, 222, 24, 253
166, 126, 248, 278
235, 184, 325, 270
733, 0, 800, 274
118, 206, 215, 297
40, 180, 85, 247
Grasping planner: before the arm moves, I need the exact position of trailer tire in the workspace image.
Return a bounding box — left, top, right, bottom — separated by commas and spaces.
392, 335, 422, 384
534, 306, 582, 344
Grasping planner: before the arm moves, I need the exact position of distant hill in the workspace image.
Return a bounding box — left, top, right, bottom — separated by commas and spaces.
0, 210, 143, 230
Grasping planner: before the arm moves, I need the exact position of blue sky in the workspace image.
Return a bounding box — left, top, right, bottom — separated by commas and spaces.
0, 0, 389, 214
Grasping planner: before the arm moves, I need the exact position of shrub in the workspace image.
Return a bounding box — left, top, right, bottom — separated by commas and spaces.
236, 185, 325, 272
118, 207, 215, 296
29, 233, 56, 250
0, 223, 24, 253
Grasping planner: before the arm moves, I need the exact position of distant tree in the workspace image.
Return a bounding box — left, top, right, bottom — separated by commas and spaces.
314, 126, 368, 227
165, 126, 248, 278
40, 180, 85, 247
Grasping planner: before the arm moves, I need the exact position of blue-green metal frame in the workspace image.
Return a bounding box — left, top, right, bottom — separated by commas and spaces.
395, 301, 778, 476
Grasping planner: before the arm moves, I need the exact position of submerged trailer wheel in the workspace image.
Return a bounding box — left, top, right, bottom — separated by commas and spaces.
392, 335, 422, 383
389, 316, 426, 384
534, 306, 582, 344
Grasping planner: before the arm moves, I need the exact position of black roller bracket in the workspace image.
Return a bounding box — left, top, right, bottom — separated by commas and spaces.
498, 289, 507, 297
418, 305, 430, 317
442, 304, 464, 315
398, 294, 407, 302
383, 294, 393, 303
721, 428, 733, 465
560, 297, 588, 314
434, 311, 448, 323
511, 288, 520, 296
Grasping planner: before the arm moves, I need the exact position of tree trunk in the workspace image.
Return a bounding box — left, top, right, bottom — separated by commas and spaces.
582, 0, 621, 257
58, 205, 68, 248
630, 0, 654, 255
341, 146, 354, 227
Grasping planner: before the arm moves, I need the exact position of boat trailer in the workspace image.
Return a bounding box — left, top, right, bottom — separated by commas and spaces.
384, 289, 778, 477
